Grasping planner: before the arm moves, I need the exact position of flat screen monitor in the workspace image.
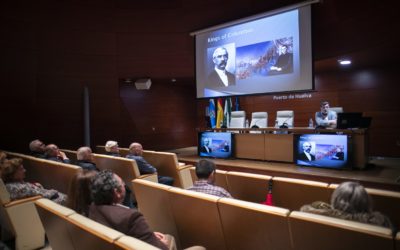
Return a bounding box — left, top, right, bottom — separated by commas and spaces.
336, 112, 363, 129
294, 134, 349, 169
192, 3, 314, 98
198, 131, 234, 159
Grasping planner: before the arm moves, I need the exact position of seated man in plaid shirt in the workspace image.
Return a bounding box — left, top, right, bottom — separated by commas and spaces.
187, 159, 232, 198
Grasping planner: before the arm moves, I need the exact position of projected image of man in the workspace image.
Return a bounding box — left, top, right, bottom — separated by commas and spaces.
298, 141, 315, 161
269, 44, 293, 74
200, 137, 212, 154
208, 47, 235, 87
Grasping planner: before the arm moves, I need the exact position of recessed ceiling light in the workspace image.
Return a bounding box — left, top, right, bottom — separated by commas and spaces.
338, 59, 351, 65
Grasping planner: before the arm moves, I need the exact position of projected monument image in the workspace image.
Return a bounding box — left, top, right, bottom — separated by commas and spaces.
236, 37, 293, 80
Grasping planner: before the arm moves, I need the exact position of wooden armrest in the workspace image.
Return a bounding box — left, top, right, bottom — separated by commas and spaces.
178, 164, 194, 171
138, 173, 158, 182
4, 195, 42, 208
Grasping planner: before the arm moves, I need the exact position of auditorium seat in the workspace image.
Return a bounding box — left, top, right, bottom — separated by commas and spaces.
67, 213, 124, 250
141, 151, 192, 188
276, 110, 294, 128
229, 111, 246, 131
168, 187, 226, 250
218, 197, 291, 250
188, 166, 229, 191
328, 183, 400, 229
4, 151, 82, 194
225, 171, 272, 203
35, 198, 76, 250
132, 179, 181, 249
0, 179, 45, 250
272, 177, 330, 211
289, 211, 393, 250
250, 111, 268, 133
396, 231, 400, 250
114, 235, 160, 250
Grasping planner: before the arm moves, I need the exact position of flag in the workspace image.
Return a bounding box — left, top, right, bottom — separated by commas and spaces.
223, 97, 232, 128
235, 96, 240, 111
216, 98, 224, 128
262, 179, 274, 206
209, 99, 216, 128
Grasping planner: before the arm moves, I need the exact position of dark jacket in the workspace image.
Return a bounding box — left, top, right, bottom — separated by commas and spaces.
89, 204, 167, 250
76, 160, 99, 171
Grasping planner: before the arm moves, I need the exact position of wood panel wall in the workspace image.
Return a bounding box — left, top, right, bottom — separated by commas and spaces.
1, 0, 399, 157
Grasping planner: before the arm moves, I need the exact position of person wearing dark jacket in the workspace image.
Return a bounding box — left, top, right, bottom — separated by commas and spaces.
89, 170, 173, 250
126, 142, 174, 186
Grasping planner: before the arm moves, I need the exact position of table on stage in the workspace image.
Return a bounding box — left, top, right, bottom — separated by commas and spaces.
211, 127, 368, 169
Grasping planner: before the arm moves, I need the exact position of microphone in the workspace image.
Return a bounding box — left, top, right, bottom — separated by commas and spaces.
279, 117, 292, 128
250, 118, 265, 128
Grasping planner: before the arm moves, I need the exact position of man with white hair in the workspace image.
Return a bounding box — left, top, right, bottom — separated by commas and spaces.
126, 142, 174, 186
104, 140, 120, 157
207, 47, 235, 87
76, 146, 98, 171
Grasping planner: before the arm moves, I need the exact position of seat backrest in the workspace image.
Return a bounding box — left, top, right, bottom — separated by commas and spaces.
66, 213, 124, 250
188, 167, 229, 192
35, 198, 76, 250
168, 187, 226, 250
250, 112, 268, 128
114, 235, 160, 250
132, 179, 180, 248
141, 151, 183, 187
289, 211, 393, 250
229, 111, 246, 128
5, 151, 82, 194
328, 184, 400, 229
218, 197, 291, 250
330, 106, 344, 114
0, 179, 10, 204
272, 177, 330, 211
396, 232, 400, 250
93, 153, 140, 190
225, 171, 272, 203
276, 110, 294, 128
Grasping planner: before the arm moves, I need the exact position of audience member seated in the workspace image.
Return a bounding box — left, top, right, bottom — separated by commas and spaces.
187, 159, 232, 198
0, 156, 66, 204
29, 139, 46, 158
45, 144, 70, 163
126, 142, 174, 186
89, 170, 174, 250
104, 140, 121, 157
301, 181, 394, 232
67, 170, 97, 216
315, 100, 337, 128
74, 146, 134, 208
75, 146, 99, 171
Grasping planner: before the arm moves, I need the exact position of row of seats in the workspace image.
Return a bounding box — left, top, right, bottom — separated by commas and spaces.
185, 167, 400, 229
1, 150, 158, 249
132, 178, 398, 250
35, 198, 159, 250
230, 107, 343, 129
95, 146, 194, 188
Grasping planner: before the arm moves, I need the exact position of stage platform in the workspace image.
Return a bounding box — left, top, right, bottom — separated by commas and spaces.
169, 147, 400, 192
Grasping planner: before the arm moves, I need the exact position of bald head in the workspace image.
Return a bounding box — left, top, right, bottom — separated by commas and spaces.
29, 139, 45, 153
129, 142, 143, 156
